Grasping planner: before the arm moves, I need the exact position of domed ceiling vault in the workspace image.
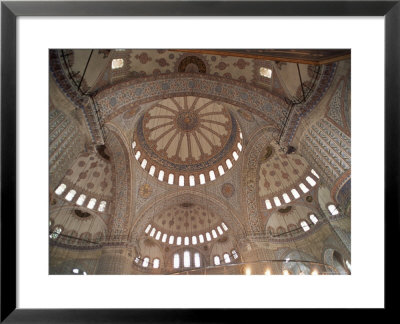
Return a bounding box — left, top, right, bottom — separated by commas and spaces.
132, 96, 243, 186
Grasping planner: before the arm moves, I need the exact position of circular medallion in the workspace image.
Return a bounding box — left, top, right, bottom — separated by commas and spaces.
139, 184, 152, 199
221, 183, 235, 198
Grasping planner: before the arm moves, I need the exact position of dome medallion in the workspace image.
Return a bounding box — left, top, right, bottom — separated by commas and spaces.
133, 96, 243, 185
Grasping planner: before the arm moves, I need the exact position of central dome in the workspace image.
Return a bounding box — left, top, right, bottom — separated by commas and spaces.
133, 96, 243, 185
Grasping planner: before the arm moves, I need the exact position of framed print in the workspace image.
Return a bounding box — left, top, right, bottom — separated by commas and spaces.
1, 0, 398, 322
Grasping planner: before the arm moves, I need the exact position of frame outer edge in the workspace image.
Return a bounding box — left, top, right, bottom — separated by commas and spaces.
0, 0, 398, 322
1, 1, 17, 323
2, 1, 399, 16
385, 1, 400, 311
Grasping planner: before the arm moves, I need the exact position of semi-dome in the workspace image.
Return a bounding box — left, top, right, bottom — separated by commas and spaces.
142, 203, 229, 246
132, 96, 243, 186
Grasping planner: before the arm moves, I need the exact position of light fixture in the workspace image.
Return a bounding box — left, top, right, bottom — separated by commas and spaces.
283, 270, 290, 275
264, 269, 271, 275
245, 268, 251, 275
311, 270, 319, 275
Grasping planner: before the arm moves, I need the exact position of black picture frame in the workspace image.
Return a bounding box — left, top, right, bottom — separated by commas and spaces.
1, 0, 398, 322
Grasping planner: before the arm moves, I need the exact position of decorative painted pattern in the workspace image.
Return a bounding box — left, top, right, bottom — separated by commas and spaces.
49, 108, 84, 189
95, 73, 286, 127
300, 117, 350, 188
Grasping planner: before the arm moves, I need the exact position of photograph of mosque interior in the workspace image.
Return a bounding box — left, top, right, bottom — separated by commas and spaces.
49, 49, 351, 275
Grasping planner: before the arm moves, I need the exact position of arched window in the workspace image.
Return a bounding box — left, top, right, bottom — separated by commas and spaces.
168, 173, 174, 185
199, 174, 206, 185
306, 176, 316, 187
310, 214, 318, 224
218, 165, 225, 176
209, 170, 216, 181
221, 222, 228, 231
311, 169, 319, 178
184, 251, 191, 267
199, 234, 204, 243
259, 67, 272, 78
76, 194, 86, 206
189, 175, 195, 187
211, 230, 217, 238
169, 235, 174, 245
206, 232, 212, 241
217, 226, 223, 235
153, 258, 160, 269
184, 236, 189, 245
328, 204, 339, 215
162, 233, 168, 243
214, 256, 220, 266
299, 183, 309, 193
226, 159, 233, 169
291, 188, 300, 199
237, 142, 242, 151
346, 260, 351, 271
65, 189, 76, 201
135, 151, 141, 160
282, 193, 291, 203
155, 231, 161, 240
98, 201, 107, 212
301, 221, 310, 232
149, 165, 155, 176
265, 199, 272, 209
232, 250, 238, 259
141, 159, 147, 169
194, 253, 201, 268
55, 183, 66, 195
239, 132, 243, 139
150, 228, 156, 237
192, 236, 197, 245
233, 151, 239, 161
49, 226, 62, 239
173, 254, 180, 269
176, 236, 182, 245
179, 175, 185, 187
87, 198, 96, 209
145, 224, 151, 234
111, 58, 124, 69
158, 170, 164, 181
142, 257, 149, 267
273, 196, 281, 207
223, 253, 231, 263
131, 141, 136, 149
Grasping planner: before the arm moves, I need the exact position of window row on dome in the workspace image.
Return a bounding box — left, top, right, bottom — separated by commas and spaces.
264, 170, 319, 210
213, 250, 239, 266
173, 251, 202, 269
144, 222, 229, 245
132, 140, 242, 186
54, 183, 107, 213
134, 256, 160, 269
